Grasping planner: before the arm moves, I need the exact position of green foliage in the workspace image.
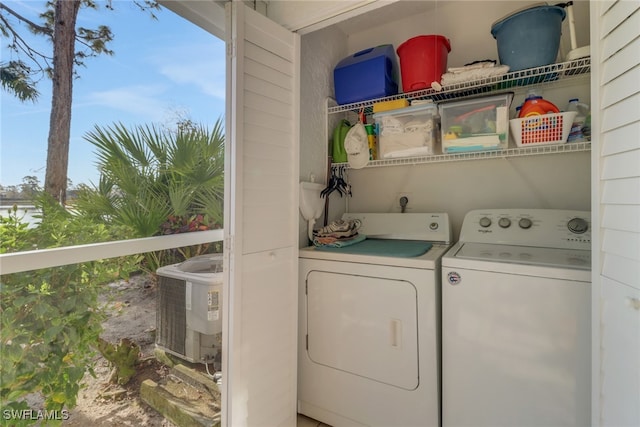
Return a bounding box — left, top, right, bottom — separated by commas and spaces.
75, 118, 225, 271
0, 194, 140, 425
0, 205, 34, 254
0, 61, 39, 102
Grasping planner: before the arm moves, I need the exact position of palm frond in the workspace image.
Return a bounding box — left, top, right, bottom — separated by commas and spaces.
78, 119, 225, 237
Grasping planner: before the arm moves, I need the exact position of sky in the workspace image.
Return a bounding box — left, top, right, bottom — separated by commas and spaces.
0, 0, 226, 187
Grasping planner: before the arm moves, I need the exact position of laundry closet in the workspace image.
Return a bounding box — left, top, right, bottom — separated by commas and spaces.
286, 2, 636, 427
297, 1, 592, 243
295, 2, 595, 426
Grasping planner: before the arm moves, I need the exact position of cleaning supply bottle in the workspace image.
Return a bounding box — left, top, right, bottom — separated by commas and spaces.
566, 98, 589, 142
518, 93, 560, 118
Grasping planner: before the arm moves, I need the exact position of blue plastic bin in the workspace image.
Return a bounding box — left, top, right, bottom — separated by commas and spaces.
334, 45, 399, 105
491, 5, 566, 72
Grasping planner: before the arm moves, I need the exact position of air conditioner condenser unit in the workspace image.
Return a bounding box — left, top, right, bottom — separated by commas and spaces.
155, 254, 223, 364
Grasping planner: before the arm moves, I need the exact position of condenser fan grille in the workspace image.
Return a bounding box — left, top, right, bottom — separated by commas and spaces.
156, 276, 186, 355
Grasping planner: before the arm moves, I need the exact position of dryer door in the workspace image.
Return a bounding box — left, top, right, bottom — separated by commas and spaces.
305, 270, 419, 390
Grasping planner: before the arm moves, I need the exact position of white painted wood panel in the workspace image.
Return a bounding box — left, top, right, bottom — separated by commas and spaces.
601, 92, 640, 132
244, 42, 294, 77
601, 7, 640, 61
244, 126, 292, 148
602, 205, 640, 233
600, 279, 640, 425
159, 0, 226, 39
240, 247, 297, 425
224, 3, 300, 426
600, 61, 640, 108
600, 178, 640, 204
602, 229, 640, 261
601, 122, 640, 156
601, 149, 640, 180
601, 36, 640, 84
600, 1, 637, 35
244, 75, 292, 104
593, 0, 640, 424
602, 253, 640, 290
243, 107, 293, 139
265, 0, 387, 32
244, 92, 291, 120
245, 58, 293, 90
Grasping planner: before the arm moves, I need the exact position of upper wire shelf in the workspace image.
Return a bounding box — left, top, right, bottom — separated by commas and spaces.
328, 57, 591, 116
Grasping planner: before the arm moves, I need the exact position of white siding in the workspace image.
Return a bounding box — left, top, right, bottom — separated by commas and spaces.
592, 1, 640, 425
224, 3, 300, 426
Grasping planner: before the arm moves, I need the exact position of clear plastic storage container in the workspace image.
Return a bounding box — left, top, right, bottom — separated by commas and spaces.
373, 103, 440, 158
439, 93, 513, 153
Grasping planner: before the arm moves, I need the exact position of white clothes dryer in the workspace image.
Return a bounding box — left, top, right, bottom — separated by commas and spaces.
298, 213, 452, 427
441, 209, 591, 427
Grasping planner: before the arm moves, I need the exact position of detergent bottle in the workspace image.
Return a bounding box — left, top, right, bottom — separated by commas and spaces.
566, 98, 590, 142
518, 92, 560, 118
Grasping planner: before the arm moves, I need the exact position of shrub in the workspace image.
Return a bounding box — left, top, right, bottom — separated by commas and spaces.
0, 194, 140, 425
0, 205, 34, 254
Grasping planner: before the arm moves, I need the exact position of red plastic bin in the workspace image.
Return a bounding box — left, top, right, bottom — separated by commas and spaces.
397, 35, 451, 92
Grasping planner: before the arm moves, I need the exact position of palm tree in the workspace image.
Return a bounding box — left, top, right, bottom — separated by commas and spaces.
74, 118, 225, 270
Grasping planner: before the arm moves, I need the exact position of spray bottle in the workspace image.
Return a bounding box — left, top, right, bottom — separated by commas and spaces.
566, 99, 590, 142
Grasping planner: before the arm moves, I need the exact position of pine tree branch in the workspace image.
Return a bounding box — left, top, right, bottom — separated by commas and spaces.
0, 4, 52, 72
0, 2, 52, 35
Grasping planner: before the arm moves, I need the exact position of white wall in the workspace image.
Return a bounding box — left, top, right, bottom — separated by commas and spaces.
298, 25, 349, 247
298, 0, 592, 245
347, 152, 591, 241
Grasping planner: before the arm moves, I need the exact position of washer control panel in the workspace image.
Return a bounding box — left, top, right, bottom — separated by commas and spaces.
460, 209, 591, 250
342, 212, 452, 243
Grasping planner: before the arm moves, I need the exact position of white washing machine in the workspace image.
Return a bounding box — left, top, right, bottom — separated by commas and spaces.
298, 213, 452, 427
441, 209, 591, 427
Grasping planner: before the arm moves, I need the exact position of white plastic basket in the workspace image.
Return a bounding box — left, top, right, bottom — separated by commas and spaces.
510, 111, 577, 147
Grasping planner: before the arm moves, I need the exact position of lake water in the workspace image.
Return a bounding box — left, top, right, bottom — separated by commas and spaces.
0, 205, 40, 228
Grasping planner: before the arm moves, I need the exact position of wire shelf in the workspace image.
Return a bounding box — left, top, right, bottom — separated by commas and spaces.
332, 141, 591, 170
328, 58, 591, 116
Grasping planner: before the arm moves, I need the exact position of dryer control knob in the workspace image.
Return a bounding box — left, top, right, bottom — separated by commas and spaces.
479, 217, 492, 228
519, 218, 533, 229
568, 217, 589, 234
498, 217, 511, 228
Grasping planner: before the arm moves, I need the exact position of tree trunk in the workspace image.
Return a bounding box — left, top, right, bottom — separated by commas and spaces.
44, 0, 80, 205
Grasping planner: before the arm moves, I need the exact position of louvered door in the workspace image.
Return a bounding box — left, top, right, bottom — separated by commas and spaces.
223, 3, 300, 426
591, 1, 640, 425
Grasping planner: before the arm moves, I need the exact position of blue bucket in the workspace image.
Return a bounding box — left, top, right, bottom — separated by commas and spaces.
491, 5, 566, 72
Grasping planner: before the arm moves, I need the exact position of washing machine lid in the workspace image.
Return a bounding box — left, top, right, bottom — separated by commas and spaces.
300, 241, 450, 269
454, 242, 591, 270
